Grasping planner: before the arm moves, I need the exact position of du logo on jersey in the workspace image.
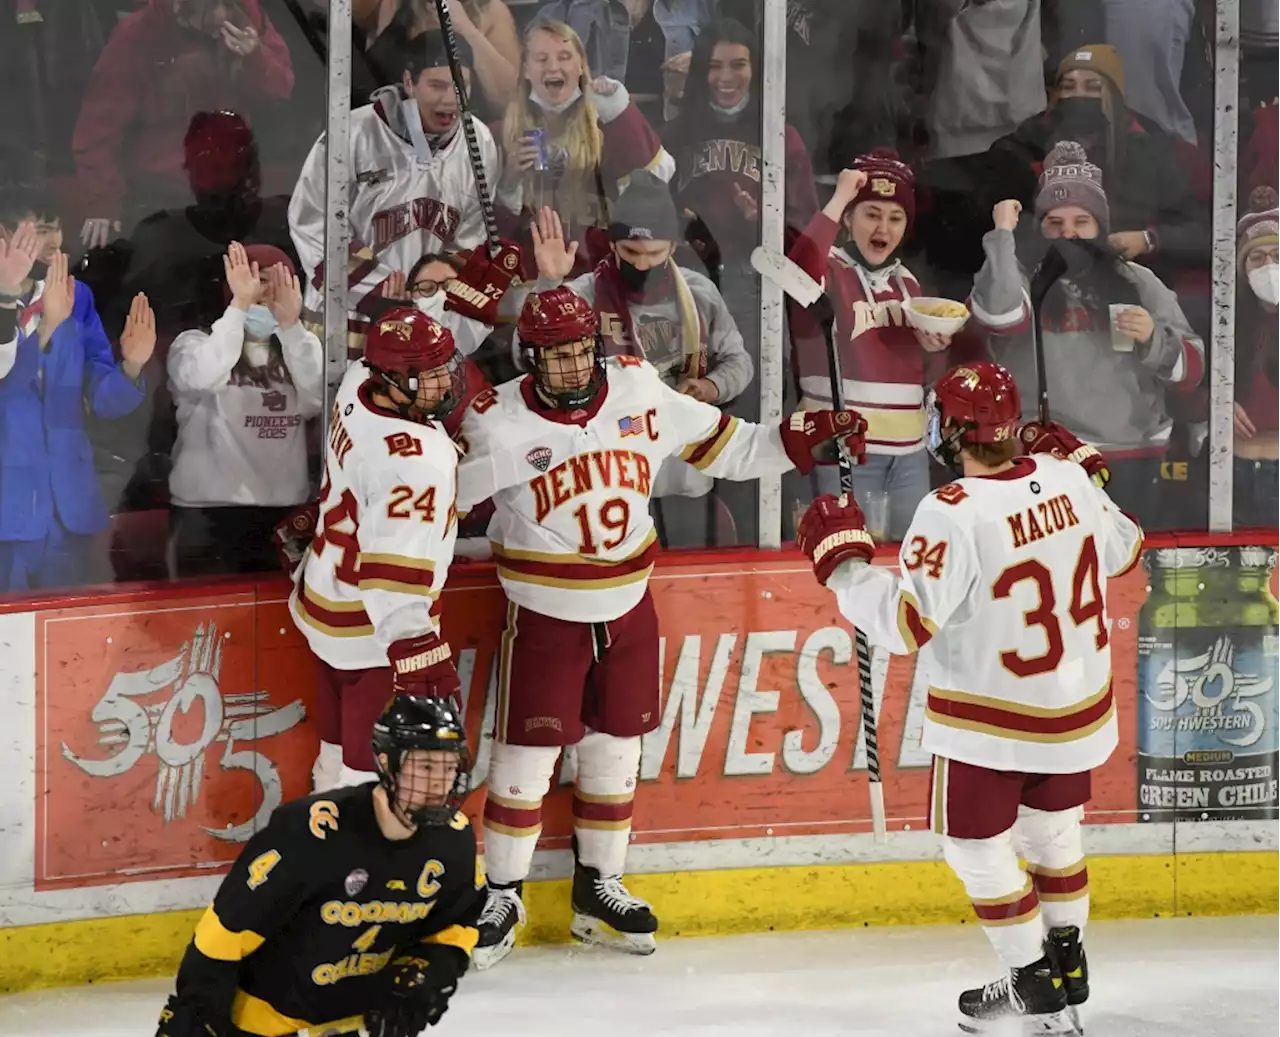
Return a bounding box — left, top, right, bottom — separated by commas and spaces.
526, 446, 553, 472
60, 621, 307, 843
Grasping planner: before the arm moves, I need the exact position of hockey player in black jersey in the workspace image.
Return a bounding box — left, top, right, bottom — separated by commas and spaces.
156, 696, 485, 1037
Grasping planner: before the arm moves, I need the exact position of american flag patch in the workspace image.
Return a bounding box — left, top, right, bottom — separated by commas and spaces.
618, 415, 645, 437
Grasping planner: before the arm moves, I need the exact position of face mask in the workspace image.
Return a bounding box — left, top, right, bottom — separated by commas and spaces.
1052, 97, 1108, 138
415, 292, 446, 320
30, 259, 48, 281
530, 85, 583, 114
1247, 263, 1280, 305
710, 92, 751, 117
244, 304, 278, 341
242, 338, 272, 369
617, 258, 658, 294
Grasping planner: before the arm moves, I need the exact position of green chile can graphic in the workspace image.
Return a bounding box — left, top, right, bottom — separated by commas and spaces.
1137, 547, 1279, 822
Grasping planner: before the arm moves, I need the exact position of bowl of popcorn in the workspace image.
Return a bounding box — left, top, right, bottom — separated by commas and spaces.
905, 297, 970, 336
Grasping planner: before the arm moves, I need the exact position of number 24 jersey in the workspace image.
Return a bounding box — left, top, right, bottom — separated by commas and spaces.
829, 454, 1143, 773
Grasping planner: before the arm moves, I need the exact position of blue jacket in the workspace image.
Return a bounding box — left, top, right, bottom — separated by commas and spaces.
0, 282, 146, 540
533, 0, 714, 83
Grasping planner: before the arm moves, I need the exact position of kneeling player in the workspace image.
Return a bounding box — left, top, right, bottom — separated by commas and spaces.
284, 307, 467, 791
797, 362, 1142, 1035
156, 695, 485, 1037
456, 288, 866, 967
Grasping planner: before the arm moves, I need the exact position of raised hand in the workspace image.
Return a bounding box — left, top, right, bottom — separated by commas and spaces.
266, 263, 302, 329
992, 199, 1022, 232
120, 292, 157, 378
39, 252, 77, 342
0, 222, 38, 295
223, 242, 261, 310
530, 206, 579, 280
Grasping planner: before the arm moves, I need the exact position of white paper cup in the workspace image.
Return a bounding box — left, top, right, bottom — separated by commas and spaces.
1109, 303, 1136, 353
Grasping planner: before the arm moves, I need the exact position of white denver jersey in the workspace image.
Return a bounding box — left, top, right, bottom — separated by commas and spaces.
456, 357, 792, 623
290, 362, 459, 670
829, 454, 1143, 773
289, 99, 499, 316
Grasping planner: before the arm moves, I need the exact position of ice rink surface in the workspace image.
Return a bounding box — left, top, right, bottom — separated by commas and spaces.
0, 916, 1274, 1036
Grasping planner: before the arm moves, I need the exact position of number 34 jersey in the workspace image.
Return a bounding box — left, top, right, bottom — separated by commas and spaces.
291, 362, 460, 670
456, 357, 793, 624
829, 454, 1144, 774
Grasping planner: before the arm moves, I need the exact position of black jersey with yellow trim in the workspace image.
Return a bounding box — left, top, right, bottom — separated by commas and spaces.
172, 782, 485, 1037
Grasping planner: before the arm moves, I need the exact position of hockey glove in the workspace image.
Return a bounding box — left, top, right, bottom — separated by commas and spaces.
796, 494, 876, 586
272, 502, 319, 578
387, 632, 462, 703
367, 944, 469, 1037
444, 241, 524, 324
155, 995, 224, 1037
1018, 420, 1110, 488
779, 409, 868, 474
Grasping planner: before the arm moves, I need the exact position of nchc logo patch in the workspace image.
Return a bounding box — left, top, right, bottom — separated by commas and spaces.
526, 446, 552, 472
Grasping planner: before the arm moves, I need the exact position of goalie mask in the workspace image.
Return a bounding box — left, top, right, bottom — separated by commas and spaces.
364, 306, 465, 423
517, 287, 605, 411
372, 695, 472, 827
926, 361, 1021, 473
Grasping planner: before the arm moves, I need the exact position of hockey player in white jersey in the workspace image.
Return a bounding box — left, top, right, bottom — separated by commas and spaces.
796, 361, 1143, 1034
285, 306, 468, 790
289, 32, 502, 331
456, 284, 866, 967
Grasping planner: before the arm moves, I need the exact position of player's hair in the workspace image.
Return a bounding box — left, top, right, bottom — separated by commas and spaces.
963, 438, 1019, 467
0, 180, 59, 231
504, 21, 605, 227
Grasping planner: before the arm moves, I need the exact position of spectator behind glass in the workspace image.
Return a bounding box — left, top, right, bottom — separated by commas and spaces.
365, 0, 521, 118
497, 20, 674, 281
73, 0, 295, 250
0, 183, 156, 593
665, 17, 818, 279
532, 0, 717, 126
512, 190, 754, 546
971, 142, 1204, 528
289, 31, 499, 354
1102, 0, 1199, 144
785, 153, 953, 541
1232, 186, 1279, 529
167, 242, 322, 577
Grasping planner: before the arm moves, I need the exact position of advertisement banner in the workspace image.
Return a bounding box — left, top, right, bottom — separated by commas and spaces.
34, 592, 317, 891
36, 544, 1249, 894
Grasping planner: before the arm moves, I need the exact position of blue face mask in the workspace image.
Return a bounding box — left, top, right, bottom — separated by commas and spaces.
244, 304, 278, 340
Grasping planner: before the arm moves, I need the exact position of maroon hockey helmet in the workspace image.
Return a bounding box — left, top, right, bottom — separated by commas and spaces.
517, 287, 605, 410
925, 361, 1022, 471
364, 306, 465, 422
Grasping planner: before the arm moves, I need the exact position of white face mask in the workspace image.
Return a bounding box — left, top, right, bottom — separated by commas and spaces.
242, 339, 272, 369
530, 85, 583, 114
1247, 263, 1279, 305
415, 292, 446, 320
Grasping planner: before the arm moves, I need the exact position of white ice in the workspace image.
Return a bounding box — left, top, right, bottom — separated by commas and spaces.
0, 916, 1274, 1036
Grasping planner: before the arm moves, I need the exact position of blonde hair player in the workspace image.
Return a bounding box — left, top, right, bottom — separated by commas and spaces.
796, 361, 1143, 1035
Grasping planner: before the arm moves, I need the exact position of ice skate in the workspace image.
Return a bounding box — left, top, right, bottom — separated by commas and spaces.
958, 954, 1079, 1035
472, 881, 526, 970
569, 862, 658, 955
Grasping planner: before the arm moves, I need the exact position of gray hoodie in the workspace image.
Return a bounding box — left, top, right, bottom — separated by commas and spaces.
970, 228, 1204, 454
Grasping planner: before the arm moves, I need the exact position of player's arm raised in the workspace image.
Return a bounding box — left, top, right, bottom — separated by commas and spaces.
158, 817, 309, 1037
357, 448, 462, 702
371, 820, 487, 1037
657, 374, 868, 482
798, 494, 977, 654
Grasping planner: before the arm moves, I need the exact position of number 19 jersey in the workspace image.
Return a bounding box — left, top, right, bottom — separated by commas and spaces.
290, 363, 460, 670
829, 455, 1144, 773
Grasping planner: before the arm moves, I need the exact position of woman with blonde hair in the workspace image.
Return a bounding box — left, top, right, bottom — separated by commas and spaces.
496, 19, 674, 279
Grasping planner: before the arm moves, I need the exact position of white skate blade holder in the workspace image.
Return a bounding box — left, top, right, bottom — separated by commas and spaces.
570, 911, 657, 956
957, 1007, 1082, 1037
471, 928, 519, 971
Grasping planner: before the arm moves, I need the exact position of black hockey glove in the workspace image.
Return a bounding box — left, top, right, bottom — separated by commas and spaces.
156, 995, 225, 1037
367, 943, 469, 1036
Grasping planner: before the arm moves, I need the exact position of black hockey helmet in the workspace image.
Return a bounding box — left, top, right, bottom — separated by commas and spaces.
371, 695, 472, 827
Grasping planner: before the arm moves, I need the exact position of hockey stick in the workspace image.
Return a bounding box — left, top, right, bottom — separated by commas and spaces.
825, 334, 887, 844
292, 1015, 367, 1037
430, 0, 501, 259
1027, 241, 1068, 425
750, 245, 823, 307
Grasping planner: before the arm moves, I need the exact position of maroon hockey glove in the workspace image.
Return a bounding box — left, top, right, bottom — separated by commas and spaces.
796, 493, 876, 585
1019, 420, 1111, 488
444, 241, 523, 323
388, 632, 462, 702
779, 409, 868, 474
271, 502, 319, 577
